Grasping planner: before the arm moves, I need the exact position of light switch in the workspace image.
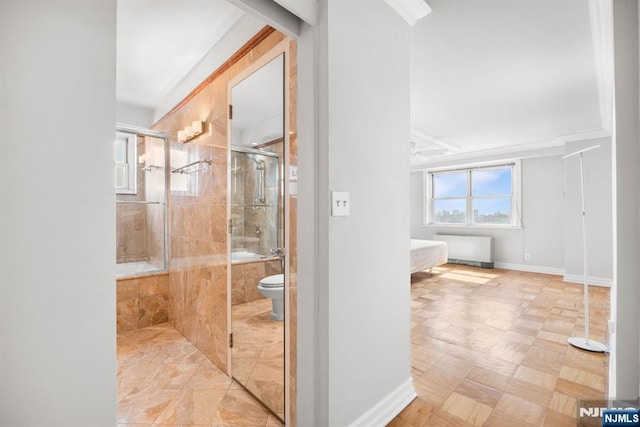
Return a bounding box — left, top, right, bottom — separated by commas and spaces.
331, 191, 350, 217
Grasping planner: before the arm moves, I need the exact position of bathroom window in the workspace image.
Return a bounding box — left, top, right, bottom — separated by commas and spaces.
114, 131, 137, 194
425, 161, 522, 227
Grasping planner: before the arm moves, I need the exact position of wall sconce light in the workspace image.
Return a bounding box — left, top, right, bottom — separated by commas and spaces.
178, 120, 206, 143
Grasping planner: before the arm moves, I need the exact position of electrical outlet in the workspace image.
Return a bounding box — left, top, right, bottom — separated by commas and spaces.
331, 191, 350, 217
524, 253, 531, 262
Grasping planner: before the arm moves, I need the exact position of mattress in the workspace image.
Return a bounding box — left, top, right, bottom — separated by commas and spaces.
410, 239, 448, 274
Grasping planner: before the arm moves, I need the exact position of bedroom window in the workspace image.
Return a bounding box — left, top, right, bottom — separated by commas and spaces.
426, 161, 521, 227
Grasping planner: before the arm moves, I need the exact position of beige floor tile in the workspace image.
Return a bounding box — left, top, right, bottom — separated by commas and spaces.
440, 392, 493, 426
483, 409, 538, 427
210, 389, 270, 426
395, 398, 438, 427
512, 365, 558, 390
494, 392, 547, 425
542, 409, 577, 426
117, 387, 179, 424
154, 388, 227, 425
466, 366, 512, 391
549, 391, 577, 417
505, 378, 554, 408
559, 365, 605, 391
143, 363, 201, 389
453, 378, 502, 407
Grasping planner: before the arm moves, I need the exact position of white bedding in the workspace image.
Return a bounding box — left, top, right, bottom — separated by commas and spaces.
410, 239, 448, 274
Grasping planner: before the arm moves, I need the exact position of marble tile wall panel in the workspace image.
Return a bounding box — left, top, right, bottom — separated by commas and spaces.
231, 259, 282, 306
154, 29, 287, 375
117, 273, 169, 332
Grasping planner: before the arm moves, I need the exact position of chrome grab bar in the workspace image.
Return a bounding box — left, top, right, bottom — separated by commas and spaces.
171, 159, 212, 174
141, 165, 161, 172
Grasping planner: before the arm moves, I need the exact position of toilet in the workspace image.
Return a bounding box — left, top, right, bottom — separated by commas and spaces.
257, 273, 284, 321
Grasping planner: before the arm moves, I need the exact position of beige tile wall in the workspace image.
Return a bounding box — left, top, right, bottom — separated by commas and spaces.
116, 273, 169, 332
231, 259, 282, 306
153, 28, 288, 374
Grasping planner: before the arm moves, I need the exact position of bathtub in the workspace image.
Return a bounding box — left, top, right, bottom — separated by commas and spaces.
231, 250, 265, 263
116, 261, 165, 279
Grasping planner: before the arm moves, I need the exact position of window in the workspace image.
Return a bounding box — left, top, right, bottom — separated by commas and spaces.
426, 162, 521, 227
114, 131, 137, 194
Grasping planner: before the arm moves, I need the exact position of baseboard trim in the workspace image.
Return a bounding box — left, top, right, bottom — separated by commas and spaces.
563, 274, 612, 287
493, 262, 565, 276
480, 263, 612, 287
348, 377, 416, 427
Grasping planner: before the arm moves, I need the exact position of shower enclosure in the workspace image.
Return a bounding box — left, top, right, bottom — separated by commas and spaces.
230, 147, 280, 262
115, 124, 168, 278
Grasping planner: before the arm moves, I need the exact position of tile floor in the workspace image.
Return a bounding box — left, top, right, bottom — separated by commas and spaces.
231, 298, 285, 420
117, 324, 283, 427
389, 264, 610, 427
118, 265, 610, 427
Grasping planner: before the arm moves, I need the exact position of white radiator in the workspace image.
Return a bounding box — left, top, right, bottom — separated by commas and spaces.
433, 235, 494, 268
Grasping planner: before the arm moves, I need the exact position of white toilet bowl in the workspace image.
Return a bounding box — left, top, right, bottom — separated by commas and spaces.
257, 273, 284, 321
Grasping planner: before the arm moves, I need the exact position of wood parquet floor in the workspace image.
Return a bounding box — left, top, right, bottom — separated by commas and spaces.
389, 265, 610, 427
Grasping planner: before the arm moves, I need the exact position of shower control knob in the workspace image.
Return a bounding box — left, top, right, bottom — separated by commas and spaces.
269, 247, 286, 256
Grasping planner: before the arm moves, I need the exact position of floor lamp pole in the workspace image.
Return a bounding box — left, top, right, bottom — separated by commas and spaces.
563, 145, 606, 352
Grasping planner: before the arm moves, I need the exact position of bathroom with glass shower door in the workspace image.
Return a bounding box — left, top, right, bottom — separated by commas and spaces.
228, 48, 288, 422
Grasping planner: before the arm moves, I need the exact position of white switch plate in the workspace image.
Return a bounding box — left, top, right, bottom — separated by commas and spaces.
331, 191, 350, 217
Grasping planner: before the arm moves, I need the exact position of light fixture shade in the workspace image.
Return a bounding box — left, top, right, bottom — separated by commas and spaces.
178, 130, 186, 143
191, 120, 203, 135
184, 125, 193, 138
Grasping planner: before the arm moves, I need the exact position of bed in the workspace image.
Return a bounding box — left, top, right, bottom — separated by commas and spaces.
410, 239, 448, 274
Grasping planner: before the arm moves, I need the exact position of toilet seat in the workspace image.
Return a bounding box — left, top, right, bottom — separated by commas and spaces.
259, 273, 284, 288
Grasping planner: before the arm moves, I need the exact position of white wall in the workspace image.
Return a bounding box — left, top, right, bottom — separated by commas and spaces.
411, 146, 614, 283
0, 1, 117, 425
523, 156, 565, 270
153, 13, 264, 122
299, 0, 413, 425
295, 18, 319, 426
411, 155, 565, 272
563, 138, 613, 281
116, 101, 154, 128
611, 0, 640, 400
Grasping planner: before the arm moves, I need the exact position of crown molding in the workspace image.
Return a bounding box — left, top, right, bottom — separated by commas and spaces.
410, 138, 565, 170
410, 128, 460, 152
384, 0, 432, 26
410, 127, 612, 169
558, 128, 611, 143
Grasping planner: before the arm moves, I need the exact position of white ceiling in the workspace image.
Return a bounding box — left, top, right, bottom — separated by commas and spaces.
410, 0, 604, 163
116, 0, 244, 109
116, 0, 607, 165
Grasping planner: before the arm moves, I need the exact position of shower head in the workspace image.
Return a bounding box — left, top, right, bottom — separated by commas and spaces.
254, 159, 265, 170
